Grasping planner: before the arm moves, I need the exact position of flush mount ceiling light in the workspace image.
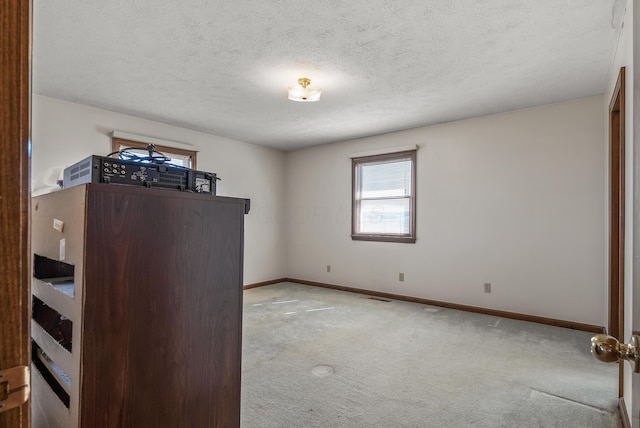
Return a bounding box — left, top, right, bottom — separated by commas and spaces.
288, 77, 322, 102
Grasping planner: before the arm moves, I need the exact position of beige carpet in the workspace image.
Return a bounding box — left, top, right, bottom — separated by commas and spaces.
241, 282, 621, 428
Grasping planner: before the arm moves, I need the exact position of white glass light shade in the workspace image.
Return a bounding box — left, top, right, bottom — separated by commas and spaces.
288, 78, 322, 102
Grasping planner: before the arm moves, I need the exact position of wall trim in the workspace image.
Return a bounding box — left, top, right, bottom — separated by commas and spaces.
247, 278, 605, 334
619, 397, 630, 428
243, 278, 288, 290
349, 144, 419, 159
111, 131, 196, 150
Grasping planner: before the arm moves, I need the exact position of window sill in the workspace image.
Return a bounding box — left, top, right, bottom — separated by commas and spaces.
351, 234, 416, 244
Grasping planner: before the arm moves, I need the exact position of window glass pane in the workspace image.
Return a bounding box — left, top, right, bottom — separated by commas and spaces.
117, 144, 192, 168
161, 153, 191, 168
360, 158, 412, 198
359, 198, 410, 234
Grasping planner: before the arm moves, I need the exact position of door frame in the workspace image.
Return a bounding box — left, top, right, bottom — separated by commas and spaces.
608, 66, 625, 399
0, 0, 32, 427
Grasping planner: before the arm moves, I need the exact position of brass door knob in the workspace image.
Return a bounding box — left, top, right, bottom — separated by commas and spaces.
590, 334, 640, 372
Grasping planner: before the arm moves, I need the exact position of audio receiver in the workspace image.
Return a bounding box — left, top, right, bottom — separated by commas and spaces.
63, 155, 217, 194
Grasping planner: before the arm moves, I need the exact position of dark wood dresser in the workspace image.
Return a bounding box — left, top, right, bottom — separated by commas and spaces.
31, 183, 248, 427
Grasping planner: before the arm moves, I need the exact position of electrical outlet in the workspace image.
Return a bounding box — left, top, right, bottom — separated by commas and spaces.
327, 265, 331, 273
399, 273, 404, 282
484, 283, 491, 293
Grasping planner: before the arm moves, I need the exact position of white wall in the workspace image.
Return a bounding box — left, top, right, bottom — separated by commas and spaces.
285, 96, 606, 326
32, 93, 608, 326
31, 95, 287, 285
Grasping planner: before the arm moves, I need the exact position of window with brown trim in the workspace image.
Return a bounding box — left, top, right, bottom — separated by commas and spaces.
352, 150, 416, 243
111, 138, 197, 169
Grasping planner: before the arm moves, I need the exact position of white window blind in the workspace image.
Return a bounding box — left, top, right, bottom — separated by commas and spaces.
352, 150, 416, 242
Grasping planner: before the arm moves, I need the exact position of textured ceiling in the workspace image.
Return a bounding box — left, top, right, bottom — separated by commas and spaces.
33, 0, 621, 151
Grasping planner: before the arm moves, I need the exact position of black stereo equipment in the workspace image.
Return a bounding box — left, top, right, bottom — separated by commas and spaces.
63, 155, 217, 195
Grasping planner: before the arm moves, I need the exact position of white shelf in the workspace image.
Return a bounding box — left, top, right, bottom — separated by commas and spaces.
31, 367, 72, 428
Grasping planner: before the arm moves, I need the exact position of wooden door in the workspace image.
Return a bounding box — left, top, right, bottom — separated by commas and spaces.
0, 0, 31, 427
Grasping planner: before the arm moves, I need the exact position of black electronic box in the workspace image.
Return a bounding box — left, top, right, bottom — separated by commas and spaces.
63, 155, 217, 195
